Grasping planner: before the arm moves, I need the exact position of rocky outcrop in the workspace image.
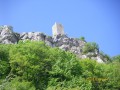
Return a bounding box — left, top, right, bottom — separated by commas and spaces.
0, 25, 104, 63
20, 32, 46, 41
0, 25, 19, 44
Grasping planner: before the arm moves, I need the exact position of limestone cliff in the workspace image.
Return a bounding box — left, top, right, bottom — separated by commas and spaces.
0, 25, 106, 63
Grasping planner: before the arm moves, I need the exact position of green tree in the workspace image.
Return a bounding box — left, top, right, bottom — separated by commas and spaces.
1, 77, 35, 90
104, 62, 120, 89
79, 36, 85, 41
80, 59, 109, 90
112, 55, 120, 62
82, 42, 99, 54
0, 44, 10, 80
0, 40, 120, 90
9, 41, 53, 89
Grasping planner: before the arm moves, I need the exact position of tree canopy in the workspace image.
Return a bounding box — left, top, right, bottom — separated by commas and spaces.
0, 41, 120, 90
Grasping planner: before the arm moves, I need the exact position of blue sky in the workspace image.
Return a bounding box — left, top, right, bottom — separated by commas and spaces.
0, 0, 120, 57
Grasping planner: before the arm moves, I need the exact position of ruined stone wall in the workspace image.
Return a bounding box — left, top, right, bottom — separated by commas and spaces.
52, 23, 64, 37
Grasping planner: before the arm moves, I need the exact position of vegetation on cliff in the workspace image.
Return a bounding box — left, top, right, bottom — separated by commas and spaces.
0, 41, 120, 90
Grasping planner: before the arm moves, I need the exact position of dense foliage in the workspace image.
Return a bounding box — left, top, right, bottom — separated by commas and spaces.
79, 36, 85, 41
82, 42, 99, 54
0, 41, 120, 90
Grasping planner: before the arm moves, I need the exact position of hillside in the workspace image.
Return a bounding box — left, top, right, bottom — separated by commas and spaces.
0, 40, 120, 90
0, 25, 110, 63
0, 25, 120, 90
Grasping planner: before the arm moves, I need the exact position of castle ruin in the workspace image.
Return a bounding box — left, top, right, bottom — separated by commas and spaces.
52, 22, 64, 37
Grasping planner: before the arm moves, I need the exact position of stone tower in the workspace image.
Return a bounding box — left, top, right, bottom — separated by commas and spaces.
52, 22, 64, 37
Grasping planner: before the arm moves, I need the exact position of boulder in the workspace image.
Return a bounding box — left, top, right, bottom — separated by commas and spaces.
0, 25, 18, 44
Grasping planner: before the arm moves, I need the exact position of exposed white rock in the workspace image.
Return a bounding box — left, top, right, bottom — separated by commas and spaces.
59, 45, 70, 51
0, 25, 18, 44
20, 32, 45, 41
81, 55, 87, 58
0, 25, 105, 63
96, 56, 104, 63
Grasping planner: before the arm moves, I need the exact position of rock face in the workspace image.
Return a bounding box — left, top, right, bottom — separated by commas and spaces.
20, 32, 46, 41
0, 25, 104, 63
0, 25, 19, 44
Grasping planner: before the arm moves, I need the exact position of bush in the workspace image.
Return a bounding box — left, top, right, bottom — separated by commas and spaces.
0, 44, 10, 79
0, 41, 120, 90
1, 77, 35, 90
79, 36, 85, 41
82, 42, 99, 54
